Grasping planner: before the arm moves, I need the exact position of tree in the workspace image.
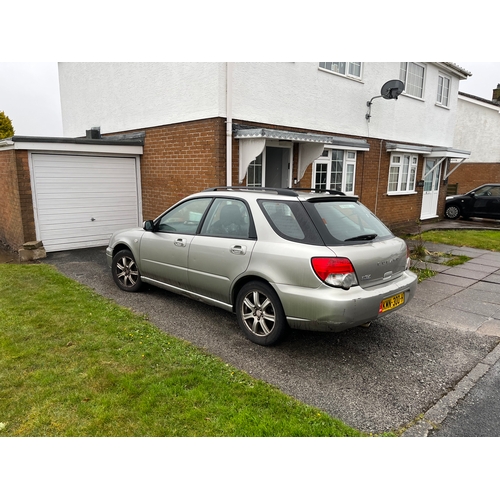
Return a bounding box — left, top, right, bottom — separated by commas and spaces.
0, 111, 15, 139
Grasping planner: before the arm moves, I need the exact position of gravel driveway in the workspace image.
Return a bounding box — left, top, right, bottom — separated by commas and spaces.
45, 247, 497, 434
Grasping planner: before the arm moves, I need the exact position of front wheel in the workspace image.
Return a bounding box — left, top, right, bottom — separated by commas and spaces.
445, 204, 461, 220
236, 281, 288, 346
112, 249, 142, 292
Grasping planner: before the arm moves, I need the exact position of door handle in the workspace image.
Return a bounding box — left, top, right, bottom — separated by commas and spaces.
230, 245, 247, 255
174, 238, 187, 247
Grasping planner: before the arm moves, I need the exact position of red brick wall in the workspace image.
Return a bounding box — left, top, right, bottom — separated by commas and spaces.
363, 142, 426, 228
119, 119, 450, 232
0, 149, 36, 249
447, 162, 500, 194
16, 151, 36, 243
295, 137, 435, 230
140, 118, 226, 219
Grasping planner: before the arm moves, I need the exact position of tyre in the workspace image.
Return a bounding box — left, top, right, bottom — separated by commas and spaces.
236, 281, 288, 346
445, 204, 460, 220
112, 249, 142, 292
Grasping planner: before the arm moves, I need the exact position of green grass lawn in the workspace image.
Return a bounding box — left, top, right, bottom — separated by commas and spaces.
411, 229, 500, 252
0, 264, 363, 437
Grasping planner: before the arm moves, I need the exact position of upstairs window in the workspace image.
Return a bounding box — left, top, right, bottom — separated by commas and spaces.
388, 154, 417, 194
400, 62, 425, 98
319, 62, 362, 79
437, 74, 450, 107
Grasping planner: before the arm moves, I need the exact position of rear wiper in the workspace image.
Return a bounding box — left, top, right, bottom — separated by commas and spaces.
344, 233, 377, 242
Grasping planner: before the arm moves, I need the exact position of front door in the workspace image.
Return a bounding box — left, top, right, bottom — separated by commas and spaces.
265, 147, 290, 188
420, 159, 441, 219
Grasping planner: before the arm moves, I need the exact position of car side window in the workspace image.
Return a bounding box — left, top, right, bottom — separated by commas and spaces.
201, 199, 251, 238
156, 198, 212, 234
258, 200, 323, 245
474, 186, 493, 196
261, 201, 305, 239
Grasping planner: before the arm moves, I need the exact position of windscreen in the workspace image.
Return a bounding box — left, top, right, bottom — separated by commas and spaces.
305, 199, 393, 245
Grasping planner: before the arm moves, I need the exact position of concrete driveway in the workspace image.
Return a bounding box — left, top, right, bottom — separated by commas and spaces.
43, 245, 499, 435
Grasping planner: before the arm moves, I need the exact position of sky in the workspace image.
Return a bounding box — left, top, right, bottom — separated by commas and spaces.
1, 61, 499, 138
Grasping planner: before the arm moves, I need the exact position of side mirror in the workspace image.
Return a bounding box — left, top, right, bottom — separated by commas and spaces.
469, 191, 476, 197
143, 220, 155, 232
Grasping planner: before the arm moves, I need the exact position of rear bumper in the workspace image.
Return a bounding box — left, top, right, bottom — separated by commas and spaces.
275, 270, 417, 332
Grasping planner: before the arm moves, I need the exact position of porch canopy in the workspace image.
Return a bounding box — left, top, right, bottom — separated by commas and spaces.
386, 143, 471, 180
234, 127, 370, 184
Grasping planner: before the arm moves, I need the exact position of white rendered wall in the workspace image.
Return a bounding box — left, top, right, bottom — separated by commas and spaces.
59, 62, 226, 136
453, 96, 500, 162
59, 62, 461, 147
231, 62, 459, 147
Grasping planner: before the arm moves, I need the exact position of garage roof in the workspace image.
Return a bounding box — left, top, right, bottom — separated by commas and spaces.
0, 132, 144, 155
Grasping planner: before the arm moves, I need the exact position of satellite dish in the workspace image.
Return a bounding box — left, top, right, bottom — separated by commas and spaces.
380, 79, 405, 100
366, 79, 406, 121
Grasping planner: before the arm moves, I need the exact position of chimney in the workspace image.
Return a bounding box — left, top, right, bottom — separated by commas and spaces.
493, 84, 500, 104
86, 127, 101, 139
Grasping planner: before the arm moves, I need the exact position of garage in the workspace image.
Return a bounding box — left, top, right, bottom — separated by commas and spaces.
31, 154, 142, 252
0, 133, 144, 253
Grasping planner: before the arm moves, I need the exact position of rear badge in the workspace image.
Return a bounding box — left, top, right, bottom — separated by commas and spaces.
361, 274, 371, 280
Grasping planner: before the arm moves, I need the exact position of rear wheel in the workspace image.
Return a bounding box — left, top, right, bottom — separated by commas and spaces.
445, 204, 460, 220
112, 249, 142, 292
236, 281, 288, 346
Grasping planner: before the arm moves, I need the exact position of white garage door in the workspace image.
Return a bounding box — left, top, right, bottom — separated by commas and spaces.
31, 154, 141, 252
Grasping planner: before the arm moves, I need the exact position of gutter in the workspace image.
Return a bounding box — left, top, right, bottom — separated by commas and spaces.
226, 62, 233, 186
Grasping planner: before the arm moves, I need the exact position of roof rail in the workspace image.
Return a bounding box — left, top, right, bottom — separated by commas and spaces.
202, 186, 298, 197
292, 187, 346, 196
202, 186, 347, 197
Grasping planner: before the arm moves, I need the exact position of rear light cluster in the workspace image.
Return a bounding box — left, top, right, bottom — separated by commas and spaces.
311, 257, 359, 290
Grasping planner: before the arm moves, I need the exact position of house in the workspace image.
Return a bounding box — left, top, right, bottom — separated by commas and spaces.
0, 62, 472, 253
446, 86, 500, 193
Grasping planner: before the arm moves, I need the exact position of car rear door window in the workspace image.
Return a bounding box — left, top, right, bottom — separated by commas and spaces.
258, 200, 323, 245
201, 198, 252, 238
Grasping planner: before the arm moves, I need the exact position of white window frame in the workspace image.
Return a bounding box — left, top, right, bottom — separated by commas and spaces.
387, 154, 418, 195
319, 62, 362, 80
247, 152, 263, 187
400, 62, 425, 99
436, 73, 451, 107
312, 148, 357, 195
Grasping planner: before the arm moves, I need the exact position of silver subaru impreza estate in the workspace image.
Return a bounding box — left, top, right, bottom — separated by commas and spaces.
106, 187, 417, 345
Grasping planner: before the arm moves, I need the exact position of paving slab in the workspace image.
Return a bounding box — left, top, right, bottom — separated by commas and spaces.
454, 287, 500, 306
459, 262, 499, 273
412, 280, 464, 303
439, 294, 500, 317
441, 267, 492, 280
428, 273, 478, 288
469, 253, 500, 264
477, 319, 500, 337
410, 261, 450, 273
417, 304, 490, 331
470, 281, 500, 294
450, 246, 491, 258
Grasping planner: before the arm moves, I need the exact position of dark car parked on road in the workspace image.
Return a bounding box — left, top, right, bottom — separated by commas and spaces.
445, 184, 500, 220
